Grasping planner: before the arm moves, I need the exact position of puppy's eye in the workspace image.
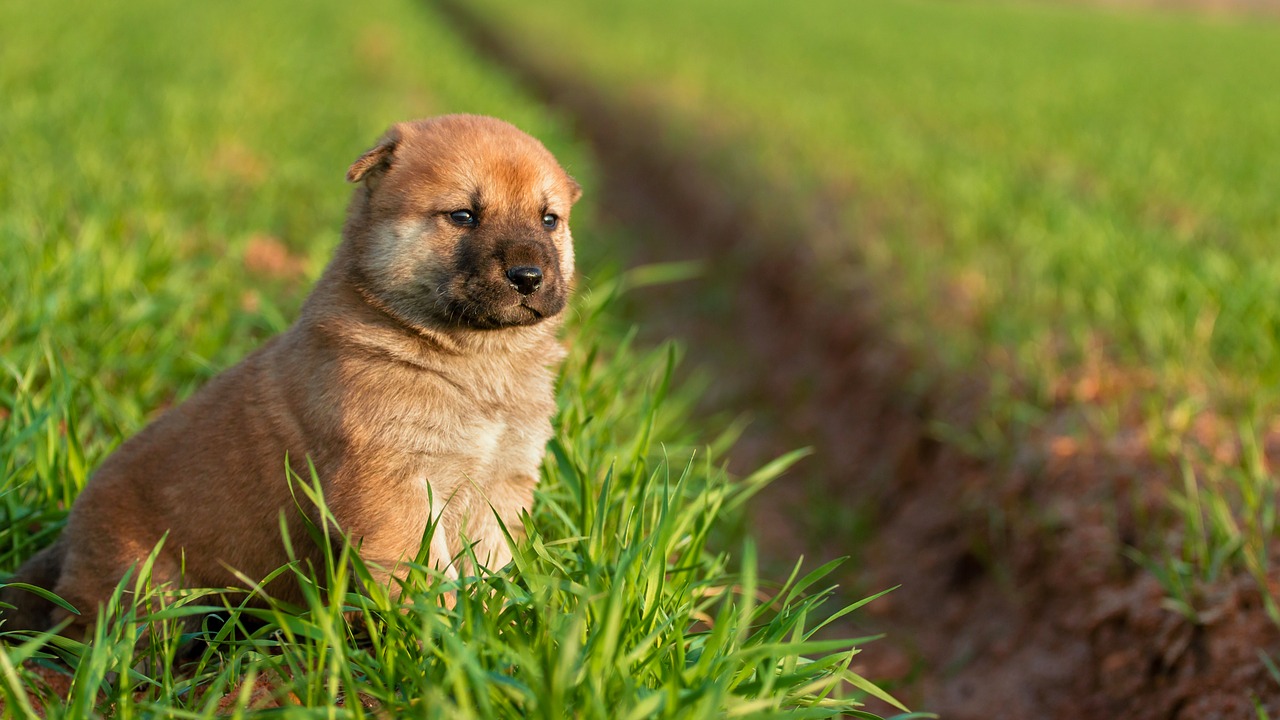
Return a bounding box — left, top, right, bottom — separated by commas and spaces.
448, 209, 477, 226
542, 213, 559, 230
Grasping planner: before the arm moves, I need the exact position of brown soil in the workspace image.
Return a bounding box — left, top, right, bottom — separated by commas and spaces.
441, 3, 1280, 717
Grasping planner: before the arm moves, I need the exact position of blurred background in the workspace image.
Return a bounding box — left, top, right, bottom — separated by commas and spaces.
3, 0, 1279, 716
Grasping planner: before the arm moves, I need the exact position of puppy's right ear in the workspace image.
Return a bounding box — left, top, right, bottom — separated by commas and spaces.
346, 127, 401, 184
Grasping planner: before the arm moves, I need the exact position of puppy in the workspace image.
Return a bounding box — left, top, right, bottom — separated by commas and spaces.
1, 114, 581, 636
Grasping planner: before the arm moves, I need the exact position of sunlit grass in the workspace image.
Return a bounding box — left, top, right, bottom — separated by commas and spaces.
4, 312, 900, 717
0, 0, 901, 715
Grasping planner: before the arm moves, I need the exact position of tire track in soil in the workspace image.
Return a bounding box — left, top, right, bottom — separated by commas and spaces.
437, 3, 1280, 717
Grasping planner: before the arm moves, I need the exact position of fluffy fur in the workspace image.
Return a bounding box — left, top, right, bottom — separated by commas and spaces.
1, 115, 581, 636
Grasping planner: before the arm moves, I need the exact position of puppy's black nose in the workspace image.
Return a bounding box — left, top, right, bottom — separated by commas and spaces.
506, 266, 543, 296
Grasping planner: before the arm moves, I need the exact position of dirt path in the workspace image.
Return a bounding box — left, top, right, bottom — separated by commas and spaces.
440, 3, 1280, 717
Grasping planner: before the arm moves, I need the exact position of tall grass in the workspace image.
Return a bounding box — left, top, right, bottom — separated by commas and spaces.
0, 0, 902, 715
3, 285, 903, 716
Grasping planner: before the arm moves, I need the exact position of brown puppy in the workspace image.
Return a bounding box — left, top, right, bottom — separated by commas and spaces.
1, 114, 580, 635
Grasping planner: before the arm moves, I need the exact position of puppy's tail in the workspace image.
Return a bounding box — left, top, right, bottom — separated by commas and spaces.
1, 536, 68, 633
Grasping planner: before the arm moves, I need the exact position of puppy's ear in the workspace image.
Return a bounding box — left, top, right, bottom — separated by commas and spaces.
346, 127, 402, 184
566, 175, 583, 204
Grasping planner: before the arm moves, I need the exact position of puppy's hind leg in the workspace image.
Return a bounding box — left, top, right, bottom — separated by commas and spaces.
0, 536, 69, 633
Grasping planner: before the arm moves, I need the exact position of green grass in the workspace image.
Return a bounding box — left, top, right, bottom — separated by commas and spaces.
467, 0, 1280, 610
466, 0, 1280, 389
0, 0, 903, 715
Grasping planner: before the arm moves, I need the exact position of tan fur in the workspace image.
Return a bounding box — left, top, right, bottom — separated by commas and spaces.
1, 115, 581, 636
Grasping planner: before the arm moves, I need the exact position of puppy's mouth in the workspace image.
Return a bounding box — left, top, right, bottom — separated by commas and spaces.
443, 298, 558, 330
430, 273, 566, 331
517, 301, 544, 320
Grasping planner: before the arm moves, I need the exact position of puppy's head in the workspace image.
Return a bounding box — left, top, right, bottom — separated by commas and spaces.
344, 115, 581, 332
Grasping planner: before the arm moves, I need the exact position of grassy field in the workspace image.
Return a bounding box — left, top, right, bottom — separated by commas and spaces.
469, 0, 1280, 612
0, 0, 904, 716
465, 0, 1280, 388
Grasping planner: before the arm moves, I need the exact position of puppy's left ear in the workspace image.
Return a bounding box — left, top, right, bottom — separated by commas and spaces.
566, 175, 583, 204
346, 126, 402, 184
